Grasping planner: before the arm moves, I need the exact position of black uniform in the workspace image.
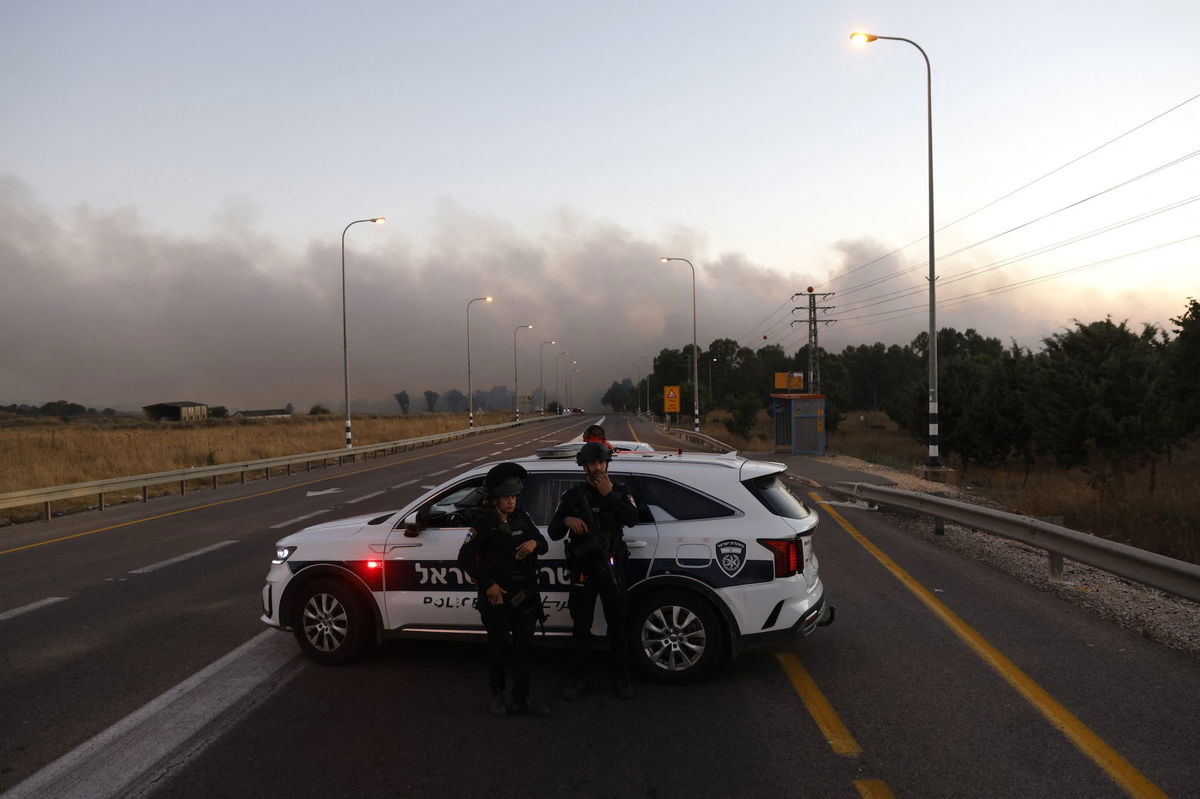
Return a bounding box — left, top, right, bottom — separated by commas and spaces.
547, 480, 640, 680
457, 507, 548, 702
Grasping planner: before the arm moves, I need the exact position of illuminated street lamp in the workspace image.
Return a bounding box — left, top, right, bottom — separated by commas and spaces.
851, 31, 941, 470
466, 296, 493, 428
341, 216, 385, 449
538, 340, 556, 416
660, 257, 700, 433
514, 324, 534, 421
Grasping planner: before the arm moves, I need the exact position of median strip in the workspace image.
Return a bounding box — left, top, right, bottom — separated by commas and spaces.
345, 490, 386, 505
268, 510, 331, 530
128, 540, 239, 574
0, 596, 69, 623
2, 630, 302, 799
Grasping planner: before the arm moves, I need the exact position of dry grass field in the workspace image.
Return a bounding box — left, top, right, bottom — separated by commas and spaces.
698, 408, 1198, 565
5, 408, 1196, 564
0, 411, 514, 524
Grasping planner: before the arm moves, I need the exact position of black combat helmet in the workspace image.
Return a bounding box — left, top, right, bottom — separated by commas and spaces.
575, 441, 612, 465
484, 462, 527, 497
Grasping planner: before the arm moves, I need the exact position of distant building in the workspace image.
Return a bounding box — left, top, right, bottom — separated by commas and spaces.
232, 408, 293, 419
143, 401, 208, 422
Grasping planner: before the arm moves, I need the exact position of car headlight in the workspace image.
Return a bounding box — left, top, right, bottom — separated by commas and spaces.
272, 546, 297, 565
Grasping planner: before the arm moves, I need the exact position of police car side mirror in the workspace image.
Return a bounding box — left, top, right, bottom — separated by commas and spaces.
404, 510, 424, 537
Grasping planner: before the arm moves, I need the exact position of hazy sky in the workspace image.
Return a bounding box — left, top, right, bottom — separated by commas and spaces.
3, 1, 1198, 411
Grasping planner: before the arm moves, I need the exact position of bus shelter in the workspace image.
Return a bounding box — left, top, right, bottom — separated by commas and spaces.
772, 393, 827, 455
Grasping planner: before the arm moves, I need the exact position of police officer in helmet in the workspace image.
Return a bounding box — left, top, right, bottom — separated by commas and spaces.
548, 441, 639, 699
457, 462, 550, 717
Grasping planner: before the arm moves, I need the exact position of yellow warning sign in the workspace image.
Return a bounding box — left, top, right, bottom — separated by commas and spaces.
663, 385, 681, 413
775, 372, 804, 390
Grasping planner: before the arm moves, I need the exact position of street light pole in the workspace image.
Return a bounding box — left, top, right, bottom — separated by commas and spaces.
851, 31, 940, 470
642, 354, 652, 419
341, 216, 385, 449
513, 324, 534, 422
539, 340, 556, 416
632, 362, 642, 416
466, 296, 493, 428
555, 351, 568, 412
660, 257, 700, 433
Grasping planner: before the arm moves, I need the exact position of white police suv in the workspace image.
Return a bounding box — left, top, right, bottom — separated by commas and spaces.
261, 447, 831, 682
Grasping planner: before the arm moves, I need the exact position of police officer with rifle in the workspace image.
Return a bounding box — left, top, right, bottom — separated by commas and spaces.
548, 441, 639, 700
457, 462, 550, 717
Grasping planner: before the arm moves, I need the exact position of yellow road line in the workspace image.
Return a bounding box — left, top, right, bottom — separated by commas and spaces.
853, 779, 896, 799
775, 652, 862, 756
625, 417, 642, 443
810, 493, 1168, 799
0, 428, 547, 558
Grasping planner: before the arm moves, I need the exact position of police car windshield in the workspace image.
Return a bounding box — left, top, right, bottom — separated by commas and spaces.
743, 474, 810, 519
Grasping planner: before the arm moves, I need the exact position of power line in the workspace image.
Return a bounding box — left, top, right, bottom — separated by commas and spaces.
832, 145, 1200, 302
834, 192, 1200, 315
813, 91, 1200, 292
832, 233, 1200, 331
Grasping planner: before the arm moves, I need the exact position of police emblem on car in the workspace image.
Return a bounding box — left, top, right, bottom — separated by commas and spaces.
715, 539, 746, 578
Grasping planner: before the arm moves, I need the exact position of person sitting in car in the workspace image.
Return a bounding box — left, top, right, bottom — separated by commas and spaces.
583, 423, 614, 452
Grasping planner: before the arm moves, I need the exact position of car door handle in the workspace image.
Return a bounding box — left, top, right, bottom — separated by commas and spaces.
389, 543, 423, 549
626, 540, 648, 549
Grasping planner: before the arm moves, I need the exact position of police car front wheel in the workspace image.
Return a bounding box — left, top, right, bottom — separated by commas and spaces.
630, 590, 723, 683
293, 578, 371, 666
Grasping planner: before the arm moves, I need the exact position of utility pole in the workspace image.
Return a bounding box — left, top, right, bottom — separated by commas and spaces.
792, 288, 836, 394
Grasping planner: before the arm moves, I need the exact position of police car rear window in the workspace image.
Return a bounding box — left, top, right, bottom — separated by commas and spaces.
744, 474, 811, 520
632, 476, 735, 521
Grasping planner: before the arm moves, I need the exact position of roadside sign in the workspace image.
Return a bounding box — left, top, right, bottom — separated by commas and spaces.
663, 385, 681, 412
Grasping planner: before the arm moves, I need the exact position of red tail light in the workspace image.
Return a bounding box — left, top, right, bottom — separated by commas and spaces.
758, 538, 801, 578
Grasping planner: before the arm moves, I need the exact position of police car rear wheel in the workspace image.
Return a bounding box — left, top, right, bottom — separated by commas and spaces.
631, 590, 723, 684
294, 578, 368, 666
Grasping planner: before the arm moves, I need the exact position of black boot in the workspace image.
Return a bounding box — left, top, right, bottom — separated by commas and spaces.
562, 678, 587, 700
616, 675, 634, 700
489, 694, 508, 718
511, 696, 551, 717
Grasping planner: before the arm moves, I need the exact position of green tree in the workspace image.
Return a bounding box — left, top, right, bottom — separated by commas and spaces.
601, 379, 637, 412
308, 404, 330, 415
423, 390, 440, 413
444, 389, 467, 413
1030, 318, 1172, 479
394, 391, 410, 415
210, 405, 229, 418
1165, 297, 1200, 436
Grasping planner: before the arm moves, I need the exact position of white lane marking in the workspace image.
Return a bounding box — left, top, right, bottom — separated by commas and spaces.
428, 469, 448, 476
392, 479, 418, 489
473, 457, 487, 462
489, 451, 503, 455
420, 485, 437, 490
0, 596, 68, 623
269, 509, 331, 529
454, 462, 472, 468
129, 541, 239, 574
345, 490, 386, 505
305, 488, 341, 497
5, 630, 301, 799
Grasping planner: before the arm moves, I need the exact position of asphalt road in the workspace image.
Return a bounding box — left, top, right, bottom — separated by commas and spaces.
1, 414, 1196, 798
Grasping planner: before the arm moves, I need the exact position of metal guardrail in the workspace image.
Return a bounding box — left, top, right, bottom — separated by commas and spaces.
666, 428, 735, 453
832, 481, 1200, 604
0, 416, 558, 522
